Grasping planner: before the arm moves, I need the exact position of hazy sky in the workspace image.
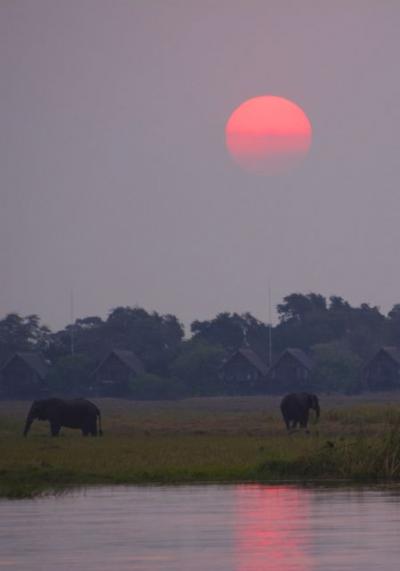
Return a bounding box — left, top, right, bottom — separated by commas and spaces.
1, 1, 400, 332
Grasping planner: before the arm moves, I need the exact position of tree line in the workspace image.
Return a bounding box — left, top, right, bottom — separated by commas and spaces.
1, 293, 399, 397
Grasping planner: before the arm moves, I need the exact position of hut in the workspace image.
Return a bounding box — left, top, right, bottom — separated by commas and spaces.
363, 346, 400, 391
91, 349, 145, 396
267, 348, 314, 393
0, 352, 50, 398
219, 347, 268, 393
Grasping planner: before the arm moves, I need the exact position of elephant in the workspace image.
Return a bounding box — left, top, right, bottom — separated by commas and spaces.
23, 398, 103, 437
280, 392, 320, 431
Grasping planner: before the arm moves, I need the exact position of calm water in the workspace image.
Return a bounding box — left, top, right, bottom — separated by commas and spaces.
1, 484, 400, 570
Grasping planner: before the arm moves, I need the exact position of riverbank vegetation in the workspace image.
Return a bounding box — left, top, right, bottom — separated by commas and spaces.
2, 394, 400, 498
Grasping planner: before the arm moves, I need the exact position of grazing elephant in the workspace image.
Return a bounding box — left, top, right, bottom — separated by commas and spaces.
23, 398, 103, 437
280, 392, 320, 431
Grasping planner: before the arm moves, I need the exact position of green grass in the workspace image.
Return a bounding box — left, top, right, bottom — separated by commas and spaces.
1, 394, 400, 498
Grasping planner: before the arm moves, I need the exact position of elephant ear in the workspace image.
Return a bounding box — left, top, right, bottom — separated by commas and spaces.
308, 394, 317, 408
35, 400, 49, 420
30, 400, 39, 415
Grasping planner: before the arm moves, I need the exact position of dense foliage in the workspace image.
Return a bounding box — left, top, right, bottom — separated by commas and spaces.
1, 293, 399, 397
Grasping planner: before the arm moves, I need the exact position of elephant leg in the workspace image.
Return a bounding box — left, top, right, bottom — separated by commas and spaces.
82, 420, 97, 436
301, 411, 310, 429
50, 422, 61, 437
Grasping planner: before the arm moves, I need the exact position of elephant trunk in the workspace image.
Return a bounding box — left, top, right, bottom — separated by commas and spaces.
23, 413, 35, 437
314, 402, 320, 421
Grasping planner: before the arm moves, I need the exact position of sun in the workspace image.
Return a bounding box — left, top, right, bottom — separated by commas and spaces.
225, 96, 312, 175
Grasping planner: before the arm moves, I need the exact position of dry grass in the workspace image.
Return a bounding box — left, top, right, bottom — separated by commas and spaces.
1, 393, 400, 497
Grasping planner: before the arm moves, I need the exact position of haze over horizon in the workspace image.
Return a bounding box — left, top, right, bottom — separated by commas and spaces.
1, 1, 399, 331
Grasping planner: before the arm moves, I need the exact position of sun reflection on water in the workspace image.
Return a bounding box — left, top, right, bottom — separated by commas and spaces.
234, 485, 312, 571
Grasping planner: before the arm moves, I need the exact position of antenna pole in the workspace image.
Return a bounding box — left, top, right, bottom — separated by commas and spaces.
70, 289, 75, 356
268, 283, 272, 366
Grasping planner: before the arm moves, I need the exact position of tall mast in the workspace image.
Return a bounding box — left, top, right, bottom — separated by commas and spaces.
268, 282, 272, 366
70, 289, 75, 356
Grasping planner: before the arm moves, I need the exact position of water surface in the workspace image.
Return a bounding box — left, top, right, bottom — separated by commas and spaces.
1, 484, 400, 570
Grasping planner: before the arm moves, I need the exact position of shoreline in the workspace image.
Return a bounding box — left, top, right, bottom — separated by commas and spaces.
3, 473, 400, 500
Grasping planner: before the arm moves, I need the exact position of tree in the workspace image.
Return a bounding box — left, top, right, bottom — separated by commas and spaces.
388, 304, 400, 321
345, 303, 385, 359
191, 312, 245, 351
0, 313, 51, 363
105, 307, 184, 375
171, 340, 226, 395
47, 307, 185, 377
329, 296, 351, 312
46, 353, 95, 395
277, 293, 327, 323
46, 316, 106, 364
386, 304, 400, 348
191, 312, 269, 363
312, 342, 363, 393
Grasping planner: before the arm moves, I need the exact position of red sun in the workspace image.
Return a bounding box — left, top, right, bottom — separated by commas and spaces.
225, 96, 312, 175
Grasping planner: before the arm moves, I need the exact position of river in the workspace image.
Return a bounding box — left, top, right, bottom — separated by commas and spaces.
1, 484, 399, 570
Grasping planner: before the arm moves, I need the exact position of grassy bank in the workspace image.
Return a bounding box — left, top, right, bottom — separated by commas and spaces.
1, 394, 400, 498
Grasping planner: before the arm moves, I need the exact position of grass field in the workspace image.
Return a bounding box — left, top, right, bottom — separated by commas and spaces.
1, 393, 400, 498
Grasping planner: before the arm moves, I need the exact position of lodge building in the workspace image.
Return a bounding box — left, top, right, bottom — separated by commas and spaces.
0, 352, 50, 398
363, 346, 400, 391
91, 349, 145, 396
267, 348, 314, 393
